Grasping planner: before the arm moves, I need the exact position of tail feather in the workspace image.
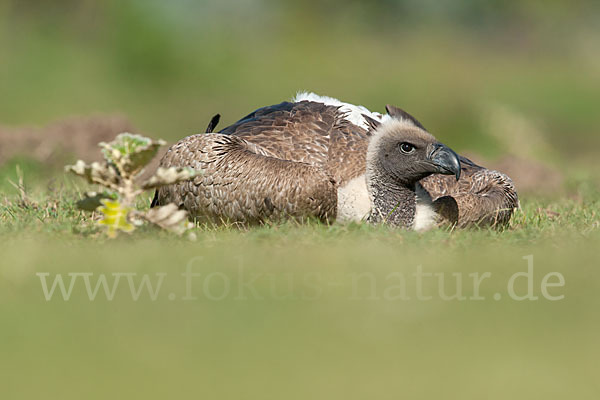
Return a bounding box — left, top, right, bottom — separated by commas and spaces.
205, 114, 221, 133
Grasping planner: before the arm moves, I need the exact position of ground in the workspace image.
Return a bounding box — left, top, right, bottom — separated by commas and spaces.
2, 2, 599, 397
1, 166, 599, 398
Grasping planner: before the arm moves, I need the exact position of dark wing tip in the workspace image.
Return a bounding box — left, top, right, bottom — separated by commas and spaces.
205, 114, 221, 133
361, 114, 380, 133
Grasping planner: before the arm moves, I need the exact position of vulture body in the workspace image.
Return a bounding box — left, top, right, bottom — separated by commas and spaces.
155, 93, 518, 229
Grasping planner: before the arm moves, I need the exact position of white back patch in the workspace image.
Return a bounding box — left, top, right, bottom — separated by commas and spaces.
293, 91, 391, 131
336, 174, 371, 223
413, 184, 437, 232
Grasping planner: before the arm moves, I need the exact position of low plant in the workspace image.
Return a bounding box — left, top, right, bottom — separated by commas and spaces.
65, 133, 197, 238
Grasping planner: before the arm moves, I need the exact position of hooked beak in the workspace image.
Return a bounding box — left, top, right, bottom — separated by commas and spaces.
428, 143, 461, 181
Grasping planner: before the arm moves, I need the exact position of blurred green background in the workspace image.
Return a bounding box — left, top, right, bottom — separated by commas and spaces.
1, 1, 600, 399
1, 0, 599, 163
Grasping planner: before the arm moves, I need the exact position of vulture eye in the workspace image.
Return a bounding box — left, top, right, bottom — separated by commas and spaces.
399, 142, 416, 154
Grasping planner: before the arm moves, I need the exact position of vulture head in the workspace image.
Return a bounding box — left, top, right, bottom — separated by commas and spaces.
366, 106, 461, 185
365, 105, 461, 227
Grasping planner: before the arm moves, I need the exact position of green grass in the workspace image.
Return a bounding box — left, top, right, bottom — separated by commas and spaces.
0, 134, 597, 399
2, 122, 597, 399
1, 179, 599, 399
1, 173, 598, 243
2, 2, 600, 398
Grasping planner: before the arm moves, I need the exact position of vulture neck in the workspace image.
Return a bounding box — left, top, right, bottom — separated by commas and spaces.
366, 169, 416, 228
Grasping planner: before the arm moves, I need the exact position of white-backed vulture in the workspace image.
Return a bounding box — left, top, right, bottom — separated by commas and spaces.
154, 93, 518, 229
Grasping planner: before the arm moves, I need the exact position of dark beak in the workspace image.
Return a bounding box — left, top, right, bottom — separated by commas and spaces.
428, 143, 461, 181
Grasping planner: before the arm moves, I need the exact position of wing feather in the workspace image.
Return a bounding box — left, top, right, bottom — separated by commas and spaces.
220, 101, 371, 186
421, 164, 518, 227
156, 133, 337, 225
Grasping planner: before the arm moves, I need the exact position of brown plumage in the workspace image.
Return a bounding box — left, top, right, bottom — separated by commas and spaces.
218, 101, 370, 186
155, 94, 518, 228
421, 157, 518, 227
156, 133, 337, 224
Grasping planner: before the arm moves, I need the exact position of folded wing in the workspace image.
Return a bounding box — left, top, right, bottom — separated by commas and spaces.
155, 133, 337, 224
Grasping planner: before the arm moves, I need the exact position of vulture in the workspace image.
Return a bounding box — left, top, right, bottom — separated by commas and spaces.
153, 93, 518, 229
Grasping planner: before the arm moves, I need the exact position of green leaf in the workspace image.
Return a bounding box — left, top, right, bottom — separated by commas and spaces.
99, 133, 166, 177
76, 191, 117, 212
144, 203, 193, 236
141, 167, 200, 190
64, 160, 120, 187
97, 198, 135, 238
